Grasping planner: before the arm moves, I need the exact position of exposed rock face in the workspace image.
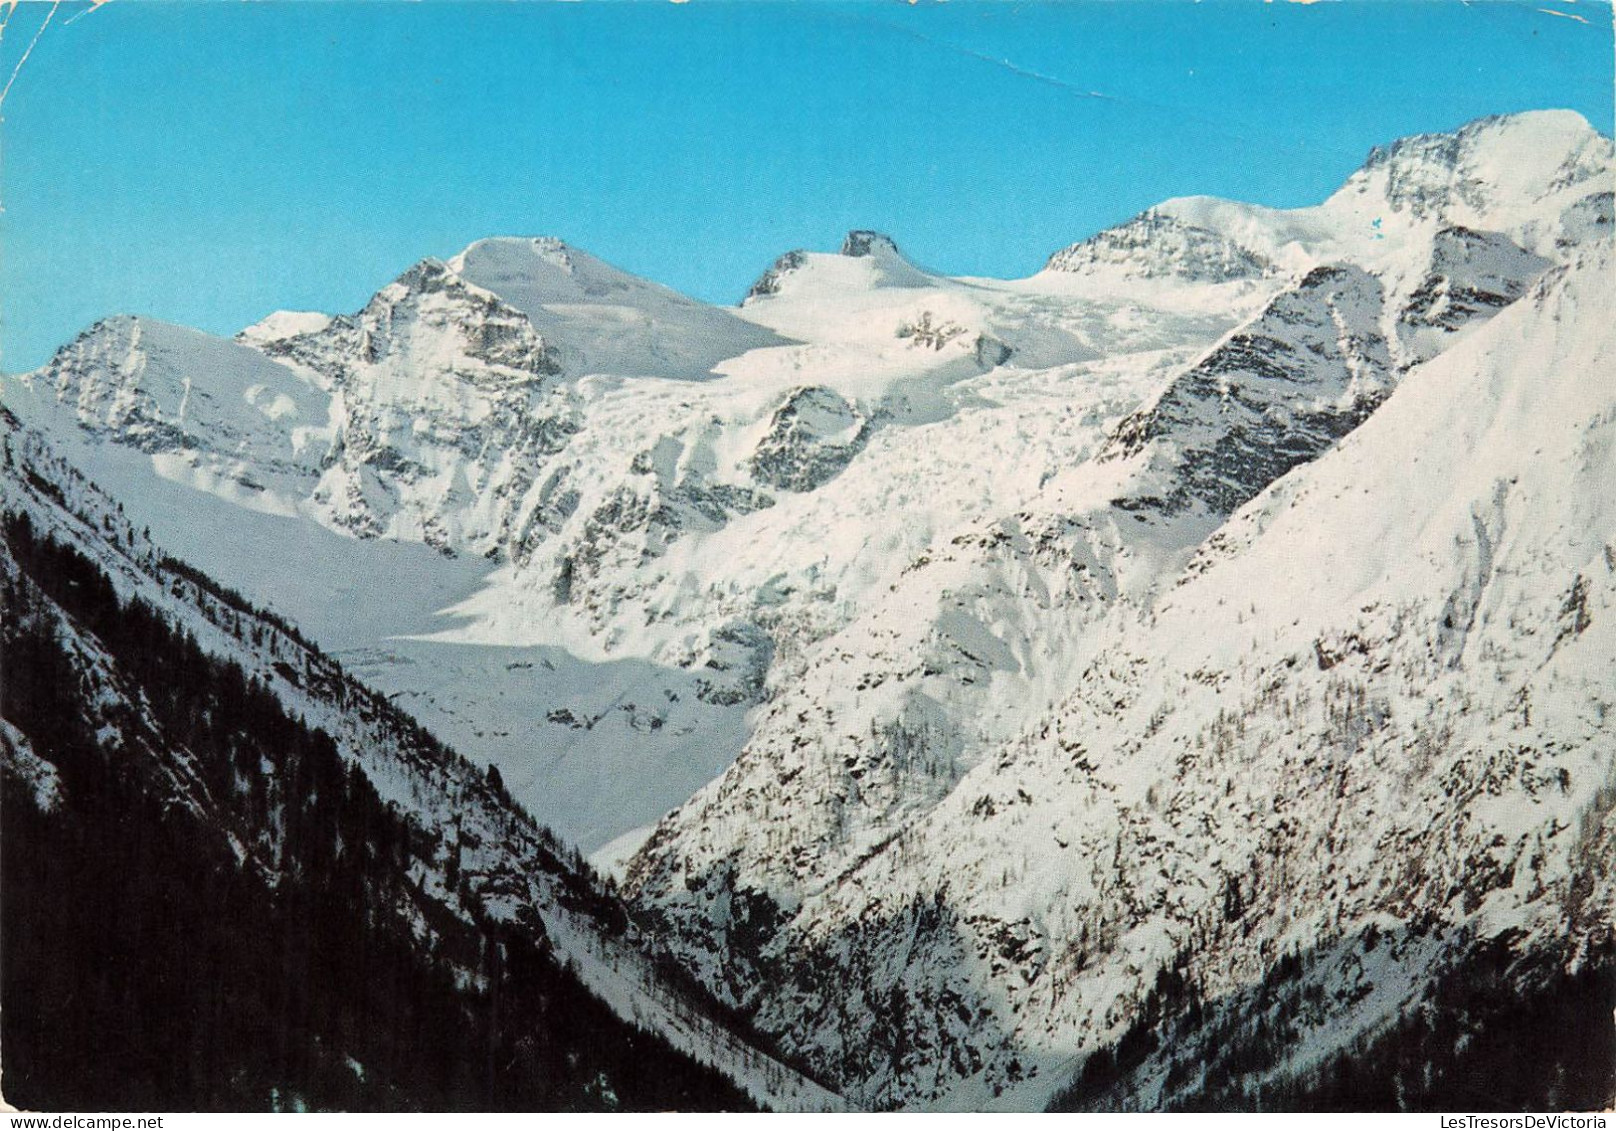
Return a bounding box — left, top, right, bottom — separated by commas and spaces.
841, 230, 902, 258
257, 258, 564, 385
749, 386, 871, 493
1351, 111, 1613, 221
1395, 226, 1550, 366
247, 258, 578, 552
1553, 189, 1612, 255
745, 250, 809, 301
1104, 264, 1395, 518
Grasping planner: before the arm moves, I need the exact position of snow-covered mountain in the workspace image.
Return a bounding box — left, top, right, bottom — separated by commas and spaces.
4, 108, 1612, 1111
620, 110, 1615, 1108
629, 235, 1616, 1108
3, 199, 1276, 851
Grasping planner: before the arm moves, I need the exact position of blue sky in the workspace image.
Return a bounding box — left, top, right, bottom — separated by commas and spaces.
0, 0, 1611, 371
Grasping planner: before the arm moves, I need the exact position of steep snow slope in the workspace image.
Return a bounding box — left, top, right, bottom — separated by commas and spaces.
629, 235, 1616, 1109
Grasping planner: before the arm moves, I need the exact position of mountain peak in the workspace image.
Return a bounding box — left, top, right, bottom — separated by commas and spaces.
840, 230, 902, 258
1366, 109, 1600, 165
743, 249, 809, 302
237, 310, 336, 352
390, 256, 458, 293
1338, 108, 1612, 221
450, 236, 580, 278
447, 236, 656, 314
744, 232, 917, 304
448, 235, 786, 378
1044, 208, 1275, 282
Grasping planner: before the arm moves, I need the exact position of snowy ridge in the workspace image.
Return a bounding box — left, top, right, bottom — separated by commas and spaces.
1150, 110, 1612, 281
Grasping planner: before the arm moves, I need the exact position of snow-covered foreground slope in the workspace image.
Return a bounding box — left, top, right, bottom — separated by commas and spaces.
0, 416, 843, 1112
628, 234, 1616, 1109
